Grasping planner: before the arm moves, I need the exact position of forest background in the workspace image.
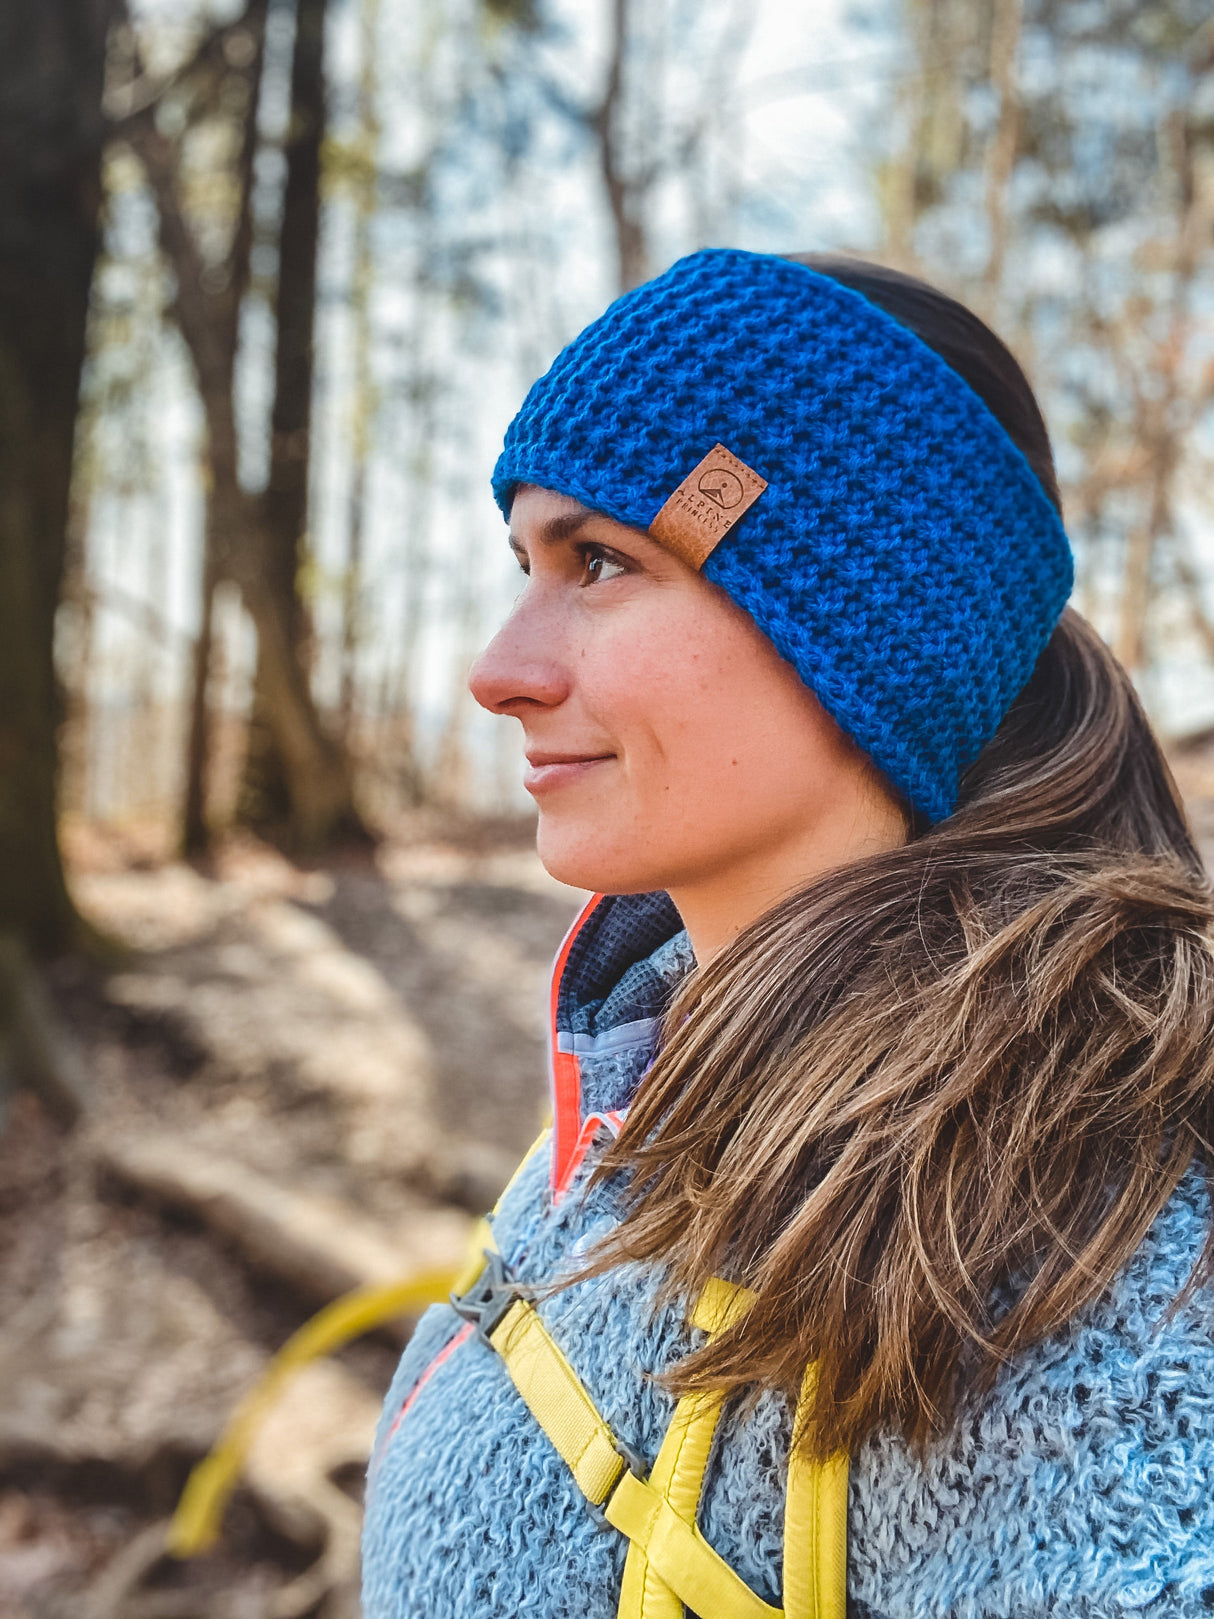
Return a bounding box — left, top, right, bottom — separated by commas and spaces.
4, 0, 1214, 1615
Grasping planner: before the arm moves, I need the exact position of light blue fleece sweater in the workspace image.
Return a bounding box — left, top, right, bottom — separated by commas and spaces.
362, 892, 1214, 1618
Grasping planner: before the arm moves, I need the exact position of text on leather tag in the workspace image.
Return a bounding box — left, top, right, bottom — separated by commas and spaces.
649, 444, 768, 569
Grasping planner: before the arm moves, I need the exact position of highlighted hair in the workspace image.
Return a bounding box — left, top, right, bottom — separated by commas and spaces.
576, 260, 1214, 1454
583, 611, 1214, 1453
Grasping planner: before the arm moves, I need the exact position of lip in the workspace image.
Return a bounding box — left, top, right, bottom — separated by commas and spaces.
523, 752, 615, 795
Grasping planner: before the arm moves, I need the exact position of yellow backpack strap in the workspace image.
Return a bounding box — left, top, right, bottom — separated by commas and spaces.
454, 1238, 850, 1619
782, 1364, 849, 1619
169, 1127, 553, 1560
605, 1468, 781, 1619
615, 1277, 849, 1619
497, 1126, 553, 1213
490, 1294, 632, 1502
614, 1277, 759, 1619
469, 1272, 780, 1619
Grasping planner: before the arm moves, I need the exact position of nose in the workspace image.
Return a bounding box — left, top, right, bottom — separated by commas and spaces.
468, 592, 572, 717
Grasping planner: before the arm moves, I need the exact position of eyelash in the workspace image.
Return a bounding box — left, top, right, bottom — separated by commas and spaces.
512, 544, 630, 583
576, 543, 628, 583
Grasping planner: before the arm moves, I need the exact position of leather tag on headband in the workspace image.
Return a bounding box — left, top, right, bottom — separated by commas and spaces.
650, 444, 767, 569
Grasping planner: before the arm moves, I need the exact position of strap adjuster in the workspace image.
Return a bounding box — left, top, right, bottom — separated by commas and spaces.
449, 1248, 520, 1347
588, 1434, 649, 1530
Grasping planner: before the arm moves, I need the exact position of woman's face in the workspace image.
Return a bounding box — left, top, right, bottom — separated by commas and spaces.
469, 486, 905, 930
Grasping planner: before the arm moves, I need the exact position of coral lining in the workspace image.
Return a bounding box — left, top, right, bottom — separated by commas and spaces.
387, 1321, 475, 1440
548, 894, 605, 1198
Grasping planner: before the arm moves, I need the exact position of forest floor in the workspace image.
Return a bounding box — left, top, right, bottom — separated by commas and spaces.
0, 819, 585, 1619
6, 761, 1214, 1619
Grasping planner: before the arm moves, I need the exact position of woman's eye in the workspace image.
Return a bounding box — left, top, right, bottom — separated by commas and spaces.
581, 546, 628, 585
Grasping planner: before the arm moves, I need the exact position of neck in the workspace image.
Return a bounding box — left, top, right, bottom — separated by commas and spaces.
668, 788, 909, 964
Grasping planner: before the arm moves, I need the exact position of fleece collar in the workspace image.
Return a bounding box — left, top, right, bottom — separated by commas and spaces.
548, 892, 692, 1199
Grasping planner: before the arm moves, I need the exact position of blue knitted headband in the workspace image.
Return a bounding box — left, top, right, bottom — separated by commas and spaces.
492, 248, 1073, 821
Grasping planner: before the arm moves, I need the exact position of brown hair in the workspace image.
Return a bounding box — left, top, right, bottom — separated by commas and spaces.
573, 264, 1214, 1458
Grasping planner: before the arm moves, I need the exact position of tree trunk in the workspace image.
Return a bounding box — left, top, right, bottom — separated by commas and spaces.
238, 0, 363, 849
340, 0, 381, 736
980, 0, 1023, 316
127, 0, 362, 856
236, 554, 362, 849
879, 0, 968, 271
1114, 103, 1205, 678
182, 515, 220, 856
594, 0, 649, 294
0, 0, 112, 956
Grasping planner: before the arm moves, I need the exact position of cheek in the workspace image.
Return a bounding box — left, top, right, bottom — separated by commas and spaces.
530, 587, 850, 894
616, 617, 817, 796
580, 617, 828, 834
561, 605, 692, 744
584, 617, 731, 778
658, 668, 828, 825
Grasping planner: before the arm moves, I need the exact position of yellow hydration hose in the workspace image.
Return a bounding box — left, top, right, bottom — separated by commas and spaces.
167, 1267, 461, 1558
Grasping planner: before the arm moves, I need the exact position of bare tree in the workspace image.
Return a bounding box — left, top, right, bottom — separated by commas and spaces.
593, 0, 649, 292
119, 0, 365, 854
0, 0, 113, 956
339, 0, 382, 734
1015, 5, 1214, 679
876, 0, 974, 269
113, 4, 266, 849
876, 0, 1214, 706
238, 0, 344, 839
582, 0, 745, 293
1107, 106, 1214, 673
980, 0, 1023, 315
0, 0, 114, 1125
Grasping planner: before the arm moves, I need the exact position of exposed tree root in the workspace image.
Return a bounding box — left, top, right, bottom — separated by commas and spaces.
92, 1127, 471, 1317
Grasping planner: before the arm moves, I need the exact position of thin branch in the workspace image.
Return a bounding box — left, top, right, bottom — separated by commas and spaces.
104, 6, 258, 130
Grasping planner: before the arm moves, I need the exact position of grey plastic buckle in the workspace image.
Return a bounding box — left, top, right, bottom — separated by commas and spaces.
589, 1435, 649, 1531
449, 1248, 520, 1348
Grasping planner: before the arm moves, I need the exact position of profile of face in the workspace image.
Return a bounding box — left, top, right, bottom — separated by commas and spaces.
469, 486, 906, 947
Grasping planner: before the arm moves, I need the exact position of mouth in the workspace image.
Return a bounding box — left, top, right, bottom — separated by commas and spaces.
523, 751, 615, 794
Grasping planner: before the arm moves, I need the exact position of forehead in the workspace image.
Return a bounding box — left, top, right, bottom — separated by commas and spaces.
508, 486, 599, 541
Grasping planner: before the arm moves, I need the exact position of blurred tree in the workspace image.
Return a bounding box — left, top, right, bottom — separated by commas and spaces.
595, 0, 650, 291
0, 0, 113, 956
879, 0, 1214, 694
979, 0, 1023, 314
587, 0, 746, 293
512, 0, 744, 297
237, 0, 349, 841
0, 0, 114, 1125
113, 2, 266, 851
119, 0, 364, 855
339, 0, 381, 738
1017, 3, 1214, 680
875, 0, 974, 269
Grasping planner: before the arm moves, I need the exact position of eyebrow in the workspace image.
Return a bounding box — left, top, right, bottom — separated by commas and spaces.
508, 508, 597, 550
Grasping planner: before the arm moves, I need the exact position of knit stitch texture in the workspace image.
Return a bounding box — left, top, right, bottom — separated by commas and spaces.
362, 891, 1214, 1618
492, 249, 1074, 820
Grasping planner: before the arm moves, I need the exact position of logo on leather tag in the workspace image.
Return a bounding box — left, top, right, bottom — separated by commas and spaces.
650, 444, 767, 568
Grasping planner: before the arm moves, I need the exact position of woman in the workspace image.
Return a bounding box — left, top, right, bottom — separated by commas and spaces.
362, 248, 1214, 1617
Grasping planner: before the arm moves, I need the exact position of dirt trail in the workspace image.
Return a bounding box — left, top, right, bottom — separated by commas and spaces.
0, 833, 583, 1619
6, 776, 1214, 1619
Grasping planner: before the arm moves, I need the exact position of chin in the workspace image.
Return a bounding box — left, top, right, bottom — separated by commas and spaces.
534, 819, 665, 896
